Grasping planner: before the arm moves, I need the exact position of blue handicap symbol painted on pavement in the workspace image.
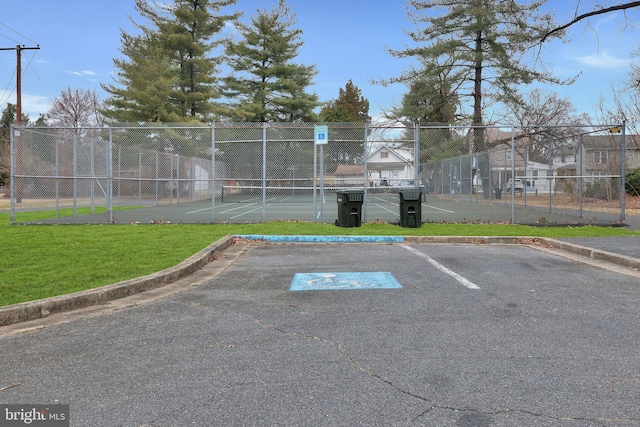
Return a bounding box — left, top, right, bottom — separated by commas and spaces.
290, 272, 402, 291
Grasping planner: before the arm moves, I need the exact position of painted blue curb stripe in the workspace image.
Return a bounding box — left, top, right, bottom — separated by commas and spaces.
290, 272, 403, 291
234, 235, 405, 243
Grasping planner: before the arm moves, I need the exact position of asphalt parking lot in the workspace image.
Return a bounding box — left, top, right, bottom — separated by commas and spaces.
1, 239, 639, 426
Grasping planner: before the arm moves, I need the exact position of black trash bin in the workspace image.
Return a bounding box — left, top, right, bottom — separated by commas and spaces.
399, 188, 422, 228
336, 190, 363, 227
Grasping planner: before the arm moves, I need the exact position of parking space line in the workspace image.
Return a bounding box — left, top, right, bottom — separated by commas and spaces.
400, 244, 481, 290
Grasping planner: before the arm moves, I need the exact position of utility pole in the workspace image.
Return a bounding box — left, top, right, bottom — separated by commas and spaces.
1, 44, 40, 202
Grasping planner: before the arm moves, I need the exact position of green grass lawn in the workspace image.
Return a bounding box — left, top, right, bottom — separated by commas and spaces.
1, 211, 639, 307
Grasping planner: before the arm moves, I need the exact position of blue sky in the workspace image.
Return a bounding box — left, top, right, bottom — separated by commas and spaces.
0, 0, 637, 123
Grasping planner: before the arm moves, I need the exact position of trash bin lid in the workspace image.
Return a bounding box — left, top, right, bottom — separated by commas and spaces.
399, 189, 422, 201
346, 192, 363, 201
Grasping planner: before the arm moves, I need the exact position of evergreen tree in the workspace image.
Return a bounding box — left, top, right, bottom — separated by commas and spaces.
391, 0, 568, 196
388, 74, 457, 126
103, 0, 239, 122
320, 80, 370, 123
318, 80, 370, 170
391, 0, 567, 150
0, 104, 17, 186
385, 63, 459, 164
103, 32, 182, 122
0, 104, 29, 187
222, 0, 319, 122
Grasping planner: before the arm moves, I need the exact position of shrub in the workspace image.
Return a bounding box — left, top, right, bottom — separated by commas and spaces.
626, 167, 640, 196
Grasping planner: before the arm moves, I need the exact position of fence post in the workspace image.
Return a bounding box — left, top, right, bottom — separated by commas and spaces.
90, 137, 95, 213
262, 123, 267, 222
9, 125, 15, 224
137, 152, 141, 205
155, 153, 159, 206
548, 138, 553, 214
414, 123, 420, 185
313, 125, 318, 222
55, 130, 60, 218
73, 135, 78, 216
523, 137, 528, 208
579, 134, 583, 218
510, 127, 515, 223
621, 120, 626, 222
441, 159, 444, 196
363, 123, 368, 223
458, 155, 462, 198
211, 124, 216, 224
108, 127, 113, 223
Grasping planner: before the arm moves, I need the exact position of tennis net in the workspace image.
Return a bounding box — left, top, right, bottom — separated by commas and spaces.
220, 185, 369, 203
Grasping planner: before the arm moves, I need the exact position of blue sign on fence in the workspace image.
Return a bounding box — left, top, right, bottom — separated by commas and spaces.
314, 125, 328, 145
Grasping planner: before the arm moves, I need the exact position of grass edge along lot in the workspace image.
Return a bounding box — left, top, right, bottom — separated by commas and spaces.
2, 211, 639, 307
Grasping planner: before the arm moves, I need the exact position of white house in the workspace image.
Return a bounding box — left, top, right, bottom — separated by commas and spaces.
366, 145, 415, 186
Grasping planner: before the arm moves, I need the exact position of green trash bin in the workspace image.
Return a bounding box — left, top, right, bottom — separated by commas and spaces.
336, 190, 363, 227
399, 188, 422, 228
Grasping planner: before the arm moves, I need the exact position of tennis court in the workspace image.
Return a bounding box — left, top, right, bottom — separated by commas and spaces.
214, 192, 625, 225
12, 187, 628, 226
10, 122, 631, 227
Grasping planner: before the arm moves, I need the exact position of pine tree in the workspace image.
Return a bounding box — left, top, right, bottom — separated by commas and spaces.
386, 70, 460, 164
391, 0, 567, 150
103, 0, 239, 122
222, 0, 319, 122
0, 104, 18, 186
388, 74, 457, 126
320, 80, 370, 123
391, 0, 568, 196
103, 32, 182, 122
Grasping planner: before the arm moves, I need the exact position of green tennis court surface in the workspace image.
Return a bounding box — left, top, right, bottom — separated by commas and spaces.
11, 192, 627, 226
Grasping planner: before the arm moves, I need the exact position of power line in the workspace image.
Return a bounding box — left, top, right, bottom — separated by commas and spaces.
0, 21, 39, 45
0, 66, 17, 105
0, 47, 40, 106
0, 22, 40, 106
0, 31, 22, 45
0, 45, 41, 123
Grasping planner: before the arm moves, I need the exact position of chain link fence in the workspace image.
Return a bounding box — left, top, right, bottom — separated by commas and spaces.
422, 125, 633, 225
8, 122, 631, 226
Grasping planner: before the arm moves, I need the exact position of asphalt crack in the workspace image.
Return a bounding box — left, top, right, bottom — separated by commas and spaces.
254, 316, 640, 425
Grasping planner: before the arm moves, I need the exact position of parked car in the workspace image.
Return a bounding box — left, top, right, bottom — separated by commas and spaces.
506, 178, 524, 193
390, 180, 416, 193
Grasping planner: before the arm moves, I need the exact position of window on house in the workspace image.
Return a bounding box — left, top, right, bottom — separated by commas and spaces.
380, 151, 389, 159
505, 149, 512, 161
594, 151, 608, 164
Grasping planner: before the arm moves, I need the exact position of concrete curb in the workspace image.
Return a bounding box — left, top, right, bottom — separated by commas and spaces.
405, 235, 640, 270
239, 233, 640, 271
0, 235, 236, 327
1, 234, 638, 328
536, 237, 640, 270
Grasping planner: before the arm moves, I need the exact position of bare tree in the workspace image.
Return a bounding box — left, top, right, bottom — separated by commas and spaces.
592, 48, 640, 134
500, 88, 589, 163
47, 87, 105, 133
541, 1, 640, 42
